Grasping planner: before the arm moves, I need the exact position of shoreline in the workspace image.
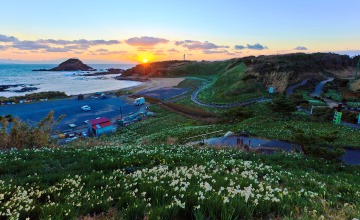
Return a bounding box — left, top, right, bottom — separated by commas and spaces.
0, 77, 185, 103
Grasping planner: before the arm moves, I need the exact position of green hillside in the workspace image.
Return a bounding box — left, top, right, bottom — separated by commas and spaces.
197, 63, 268, 103
1, 143, 359, 219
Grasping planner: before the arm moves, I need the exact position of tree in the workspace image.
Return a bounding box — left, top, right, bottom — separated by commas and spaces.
222, 107, 253, 123
268, 95, 296, 114
0, 111, 64, 149
290, 128, 344, 161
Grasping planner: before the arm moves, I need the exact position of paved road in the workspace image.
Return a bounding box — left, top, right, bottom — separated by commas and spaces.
195, 135, 360, 165
286, 79, 308, 97
0, 95, 141, 132
137, 87, 190, 100
310, 77, 334, 97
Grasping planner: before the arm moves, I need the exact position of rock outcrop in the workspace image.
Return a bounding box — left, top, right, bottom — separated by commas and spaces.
33, 58, 95, 71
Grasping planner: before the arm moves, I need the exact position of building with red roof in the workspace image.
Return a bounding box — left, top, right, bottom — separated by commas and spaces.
87, 117, 116, 136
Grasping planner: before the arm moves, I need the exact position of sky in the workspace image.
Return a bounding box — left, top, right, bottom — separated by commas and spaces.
0, 0, 359, 64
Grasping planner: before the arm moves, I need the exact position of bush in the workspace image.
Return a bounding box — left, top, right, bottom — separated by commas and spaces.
0, 111, 64, 149
0, 91, 68, 103
268, 95, 296, 114
222, 107, 253, 123
291, 128, 344, 160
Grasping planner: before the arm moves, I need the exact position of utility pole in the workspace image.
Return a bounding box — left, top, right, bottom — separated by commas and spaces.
354, 59, 360, 80
120, 106, 123, 119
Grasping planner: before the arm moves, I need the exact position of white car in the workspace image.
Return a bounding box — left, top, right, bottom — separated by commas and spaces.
69, 123, 76, 128
81, 105, 91, 111
65, 137, 78, 143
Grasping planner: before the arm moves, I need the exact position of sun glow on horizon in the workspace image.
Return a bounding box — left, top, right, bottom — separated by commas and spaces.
142, 59, 148, 63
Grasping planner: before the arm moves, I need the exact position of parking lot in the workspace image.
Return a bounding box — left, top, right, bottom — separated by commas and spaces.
0, 95, 144, 132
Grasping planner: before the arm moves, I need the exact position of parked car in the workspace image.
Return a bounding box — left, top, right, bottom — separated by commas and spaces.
68, 123, 76, 128
65, 137, 78, 143
81, 105, 91, 111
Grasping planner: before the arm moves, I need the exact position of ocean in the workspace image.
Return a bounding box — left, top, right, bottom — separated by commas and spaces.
0, 64, 140, 98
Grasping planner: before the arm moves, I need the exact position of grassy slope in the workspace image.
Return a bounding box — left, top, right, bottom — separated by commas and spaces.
196, 63, 269, 103
164, 60, 232, 78
1, 143, 359, 219
1, 105, 360, 219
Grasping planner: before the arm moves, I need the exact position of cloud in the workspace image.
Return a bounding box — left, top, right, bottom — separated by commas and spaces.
0, 45, 8, 50
294, 46, 308, 50
45, 47, 71, 52
202, 49, 228, 54
12, 41, 51, 50
137, 46, 154, 51
155, 50, 164, 55
234, 43, 268, 50
125, 36, 169, 46
38, 39, 120, 46
0, 34, 121, 53
175, 40, 229, 50
247, 43, 268, 50
234, 45, 246, 50
175, 40, 195, 46
168, 48, 180, 53
0, 34, 18, 42
96, 49, 108, 52
88, 50, 127, 56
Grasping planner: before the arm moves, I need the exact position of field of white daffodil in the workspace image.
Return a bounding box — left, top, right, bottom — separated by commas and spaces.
0, 144, 359, 219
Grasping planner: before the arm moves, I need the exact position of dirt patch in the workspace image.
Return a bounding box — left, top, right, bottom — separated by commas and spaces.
131, 94, 221, 123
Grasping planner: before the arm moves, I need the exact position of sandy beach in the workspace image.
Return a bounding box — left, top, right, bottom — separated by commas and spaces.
121, 77, 185, 93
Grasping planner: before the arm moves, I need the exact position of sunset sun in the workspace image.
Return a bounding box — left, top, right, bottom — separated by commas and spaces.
142, 59, 148, 63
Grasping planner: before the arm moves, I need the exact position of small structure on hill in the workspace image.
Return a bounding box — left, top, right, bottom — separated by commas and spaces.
88, 117, 115, 136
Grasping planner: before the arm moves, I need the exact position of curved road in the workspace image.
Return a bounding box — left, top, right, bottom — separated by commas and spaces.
286, 79, 309, 97
190, 82, 271, 108
310, 77, 334, 97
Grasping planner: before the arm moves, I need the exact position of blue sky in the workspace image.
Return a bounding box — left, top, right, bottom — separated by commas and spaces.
0, 0, 359, 63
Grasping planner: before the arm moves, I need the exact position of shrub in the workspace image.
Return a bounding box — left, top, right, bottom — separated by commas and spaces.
268, 95, 296, 114
0, 111, 64, 149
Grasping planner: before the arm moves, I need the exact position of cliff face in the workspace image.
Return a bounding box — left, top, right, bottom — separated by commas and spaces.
230, 53, 354, 76
123, 60, 193, 76
50, 59, 95, 71
124, 53, 356, 78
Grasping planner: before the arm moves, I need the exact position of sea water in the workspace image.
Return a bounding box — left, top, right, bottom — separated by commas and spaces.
0, 64, 140, 97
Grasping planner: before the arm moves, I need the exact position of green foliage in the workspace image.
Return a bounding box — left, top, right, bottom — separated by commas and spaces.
0, 145, 359, 219
290, 128, 344, 160
0, 91, 68, 103
197, 63, 268, 103
114, 89, 133, 97
165, 60, 232, 77
268, 95, 296, 113
222, 107, 253, 123
324, 89, 343, 102
0, 111, 64, 149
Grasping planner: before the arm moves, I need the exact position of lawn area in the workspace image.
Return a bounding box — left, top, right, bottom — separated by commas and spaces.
197, 64, 269, 104
324, 89, 343, 102
1, 95, 360, 219
1, 144, 359, 219
165, 60, 232, 78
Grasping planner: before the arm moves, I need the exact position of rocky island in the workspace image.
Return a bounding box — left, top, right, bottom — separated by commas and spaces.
33, 58, 95, 71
